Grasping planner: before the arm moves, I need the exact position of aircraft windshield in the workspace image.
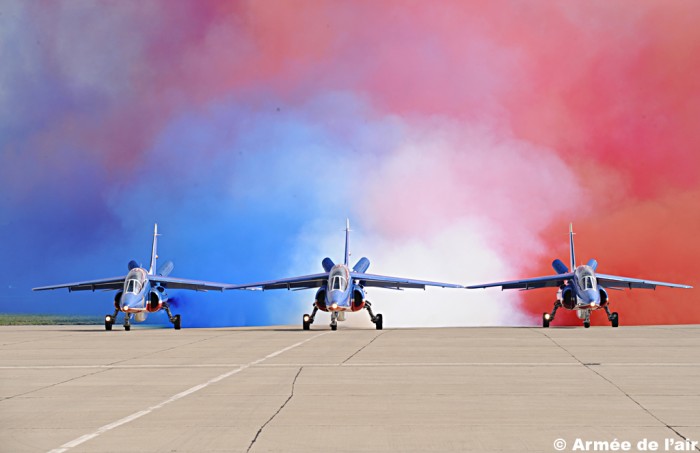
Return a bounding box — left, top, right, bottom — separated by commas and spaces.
124, 269, 147, 294
576, 266, 597, 291
126, 279, 142, 293
329, 266, 349, 291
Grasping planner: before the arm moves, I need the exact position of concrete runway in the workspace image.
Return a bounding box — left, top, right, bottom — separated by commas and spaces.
1, 325, 699, 453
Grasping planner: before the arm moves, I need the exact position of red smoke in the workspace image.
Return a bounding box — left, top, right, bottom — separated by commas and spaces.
507, 2, 700, 324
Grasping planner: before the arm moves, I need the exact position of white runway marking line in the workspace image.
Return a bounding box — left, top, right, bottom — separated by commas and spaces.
46, 332, 328, 453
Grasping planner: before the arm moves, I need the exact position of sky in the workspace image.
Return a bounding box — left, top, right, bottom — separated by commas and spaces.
1, 1, 698, 328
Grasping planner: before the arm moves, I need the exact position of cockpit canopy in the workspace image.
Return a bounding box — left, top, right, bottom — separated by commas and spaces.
124, 268, 147, 294
328, 265, 349, 292
575, 266, 597, 291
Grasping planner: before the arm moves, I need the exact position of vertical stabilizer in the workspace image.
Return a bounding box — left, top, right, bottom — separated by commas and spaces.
344, 219, 350, 266
149, 223, 159, 275
569, 223, 576, 270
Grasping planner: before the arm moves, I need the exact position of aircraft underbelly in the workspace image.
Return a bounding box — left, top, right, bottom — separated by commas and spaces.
134, 312, 148, 323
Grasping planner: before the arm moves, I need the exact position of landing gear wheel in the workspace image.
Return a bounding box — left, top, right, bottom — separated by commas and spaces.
105, 315, 113, 331
542, 313, 550, 328
124, 324, 131, 331
583, 321, 590, 329
331, 323, 337, 331
173, 314, 181, 330
610, 312, 619, 328
375, 314, 383, 330
302, 314, 311, 331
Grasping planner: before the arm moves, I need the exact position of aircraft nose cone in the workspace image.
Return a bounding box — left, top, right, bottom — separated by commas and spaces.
121, 293, 144, 310
329, 291, 346, 309
584, 289, 599, 305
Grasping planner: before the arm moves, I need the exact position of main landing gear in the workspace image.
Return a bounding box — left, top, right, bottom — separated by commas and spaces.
365, 301, 383, 330
604, 306, 619, 328
163, 302, 181, 330
542, 301, 561, 328
104, 307, 119, 331
302, 306, 318, 330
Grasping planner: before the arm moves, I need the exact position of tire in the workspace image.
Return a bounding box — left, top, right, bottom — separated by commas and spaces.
611, 312, 619, 328
542, 313, 550, 328
331, 323, 337, 331
375, 314, 383, 330
583, 321, 590, 329
105, 321, 112, 331
173, 315, 181, 330
124, 325, 131, 331
302, 314, 310, 331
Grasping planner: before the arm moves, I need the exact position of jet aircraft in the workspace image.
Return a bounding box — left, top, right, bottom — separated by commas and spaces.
33, 224, 231, 331
467, 224, 692, 328
226, 220, 463, 330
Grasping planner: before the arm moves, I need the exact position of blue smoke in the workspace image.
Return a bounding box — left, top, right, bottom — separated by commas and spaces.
1, 91, 394, 327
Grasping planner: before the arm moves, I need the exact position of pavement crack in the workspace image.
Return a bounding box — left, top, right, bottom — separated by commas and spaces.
247, 366, 303, 453
1, 368, 109, 401
536, 329, 700, 452
342, 331, 386, 364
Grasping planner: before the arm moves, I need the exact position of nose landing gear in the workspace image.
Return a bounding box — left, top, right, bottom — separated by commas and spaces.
330, 311, 338, 331
583, 309, 591, 328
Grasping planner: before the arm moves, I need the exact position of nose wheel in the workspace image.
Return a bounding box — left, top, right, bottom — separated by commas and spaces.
330, 311, 339, 331
583, 309, 591, 328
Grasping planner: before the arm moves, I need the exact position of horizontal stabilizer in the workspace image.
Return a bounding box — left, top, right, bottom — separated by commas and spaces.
322, 257, 335, 272
157, 260, 174, 277
552, 259, 569, 275
353, 257, 370, 274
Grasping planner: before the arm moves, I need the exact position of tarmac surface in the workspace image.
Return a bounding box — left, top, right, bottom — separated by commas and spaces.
1, 324, 699, 453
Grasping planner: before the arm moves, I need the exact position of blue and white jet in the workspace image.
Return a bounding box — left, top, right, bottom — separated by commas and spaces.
33, 224, 231, 331
467, 224, 692, 328
226, 220, 463, 330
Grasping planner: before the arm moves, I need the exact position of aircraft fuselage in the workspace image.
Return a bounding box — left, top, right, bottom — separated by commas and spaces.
117, 267, 167, 323
558, 265, 608, 314
314, 264, 366, 313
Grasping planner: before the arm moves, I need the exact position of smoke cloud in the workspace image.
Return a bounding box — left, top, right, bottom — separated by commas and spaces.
1, 1, 697, 326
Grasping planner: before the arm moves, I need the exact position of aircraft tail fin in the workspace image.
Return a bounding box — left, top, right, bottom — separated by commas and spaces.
149, 223, 159, 275
344, 218, 350, 266
569, 223, 576, 270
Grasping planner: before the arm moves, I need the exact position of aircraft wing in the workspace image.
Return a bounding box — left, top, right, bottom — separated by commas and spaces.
350, 272, 464, 290
33, 276, 127, 292
147, 276, 231, 291
467, 273, 575, 290
225, 272, 330, 291
596, 274, 693, 290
